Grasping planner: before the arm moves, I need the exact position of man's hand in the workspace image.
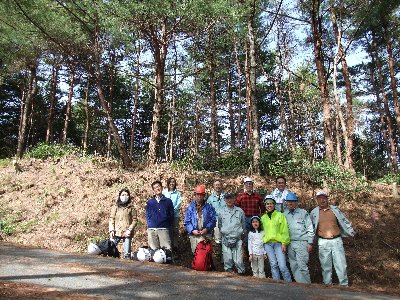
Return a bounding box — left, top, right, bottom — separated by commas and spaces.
109, 231, 115, 239
307, 244, 313, 253
249, 254, 253, 262
281, 244, 287, 253
200, 228, 208, 235
192, 229, 200, 236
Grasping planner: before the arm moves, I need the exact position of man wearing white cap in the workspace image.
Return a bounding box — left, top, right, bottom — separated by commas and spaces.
310, 191, 355, 286
235, 177, 265, 250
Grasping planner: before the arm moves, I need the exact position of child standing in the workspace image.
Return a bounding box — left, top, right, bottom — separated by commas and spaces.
218, 193, 246, 275
109, 188, 138, 259
248, 216, 266, 278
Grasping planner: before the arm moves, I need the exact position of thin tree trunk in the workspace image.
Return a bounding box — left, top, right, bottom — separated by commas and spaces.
17, 64, 37, 158
227, 56, 236, 148
311, 0, 334, 160
383, 23, 400, 135
209, 40, 219, 158
93, 24, 131, 168
244, 45, 252, 148
372, 35, 398, 171
234, 40, 242, 148
46, 63, 59, 143
330, 3, 354, 171
169, 39, 178, 161
107, 50, 116, 158
83, 71, 91, 150
248, 5, 261, 174
130, 43, 140, 159
62, 61, 76, 144
369, 60, 392, 169
147, 21, 168, 164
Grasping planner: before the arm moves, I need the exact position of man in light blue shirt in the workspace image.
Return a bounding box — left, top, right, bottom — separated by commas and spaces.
284, 192, 314, 284
207, 179, 226, 244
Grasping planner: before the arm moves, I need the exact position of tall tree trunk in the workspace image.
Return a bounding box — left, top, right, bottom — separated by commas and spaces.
17, 64, 37, 158
227, 56, 236, 148
383, 22, 400, 135
209, 39, 219, 158
369, 61, 392, 170
93, 25, 131, 168
330, 3, 354, 171
62, 61, 76, 144
372, 35, 398, 171
130, 43, 140, 159
311, 0, 334, 160
248, 5, 261, 174
107, 50, 116, 158
147, 20, 169, 164
244, 45, 252, 148
166, 39, 178, 161
46, 62, 59, 143
83, 71, 91, 150
234, 40, 243, 147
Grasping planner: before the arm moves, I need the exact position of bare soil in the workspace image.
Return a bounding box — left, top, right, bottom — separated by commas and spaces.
0, 156, 399, 296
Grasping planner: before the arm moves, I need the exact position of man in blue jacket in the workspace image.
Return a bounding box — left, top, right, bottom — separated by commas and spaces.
146, 180, 174, 250
184, 185, 217, 253
310, 191, 355, 287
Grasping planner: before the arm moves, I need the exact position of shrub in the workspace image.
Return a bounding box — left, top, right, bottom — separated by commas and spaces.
25, 143, 83, 159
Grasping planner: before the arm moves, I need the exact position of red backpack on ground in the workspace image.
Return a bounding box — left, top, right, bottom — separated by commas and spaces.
192, 239, 214, 271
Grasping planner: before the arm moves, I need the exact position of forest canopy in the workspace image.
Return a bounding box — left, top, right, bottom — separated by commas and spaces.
0, 0, 399, 180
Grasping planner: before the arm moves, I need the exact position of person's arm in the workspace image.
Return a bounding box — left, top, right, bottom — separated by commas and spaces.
304, 211, 314, 251
184, 205, 195, 235
280, 213, 290, 246
174, 191, 182, 214
109, 206, 117, 238
128, 208, 138, 231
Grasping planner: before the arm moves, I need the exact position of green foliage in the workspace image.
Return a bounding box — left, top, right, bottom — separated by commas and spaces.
25, 143, 83, 159
0, 159, 11, 168
377, 173, 400, 185
0, 215, 17, 236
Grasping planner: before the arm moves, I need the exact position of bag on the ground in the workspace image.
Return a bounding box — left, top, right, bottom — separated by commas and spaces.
97, 239, 120, 258
152, 247, 173, 264
192, 239, 214, 271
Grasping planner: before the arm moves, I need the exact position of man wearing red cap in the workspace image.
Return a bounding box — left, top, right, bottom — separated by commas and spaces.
184, 185, 217, 253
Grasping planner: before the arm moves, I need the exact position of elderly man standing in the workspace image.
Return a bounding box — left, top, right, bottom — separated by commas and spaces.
310, 191, 355, 287
207, 179, 226, 244
235, 177, 265, 249
284, 192, 314, 284
184, 185, 217, 253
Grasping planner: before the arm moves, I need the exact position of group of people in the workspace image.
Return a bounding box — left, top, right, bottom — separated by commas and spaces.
108, 175, 355, 286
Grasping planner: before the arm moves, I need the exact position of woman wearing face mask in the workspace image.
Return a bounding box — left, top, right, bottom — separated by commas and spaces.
109, 188, 138, 259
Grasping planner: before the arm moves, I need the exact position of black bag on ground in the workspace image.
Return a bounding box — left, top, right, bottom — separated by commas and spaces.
97, 239, 120, 258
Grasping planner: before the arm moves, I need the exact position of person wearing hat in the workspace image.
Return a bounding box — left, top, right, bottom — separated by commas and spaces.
283, 192, 314, 283
235, 177, 265, 250
218, 193, 246, 275
310, 191, 355, 287
146, 181, 174, 251
261, 196, 292, 282
184, 185, 217, 253
269, 176, 291, 212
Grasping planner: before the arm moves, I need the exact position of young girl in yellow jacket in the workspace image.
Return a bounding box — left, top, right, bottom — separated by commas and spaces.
260, 196, 292, 282
109, 188, 138, 259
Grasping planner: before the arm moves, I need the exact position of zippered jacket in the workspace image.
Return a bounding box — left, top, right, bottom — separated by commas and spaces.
310, 205, 355, 238
260, 210, 290, 245
184, 200, 216, 235
145, 195, 174, 229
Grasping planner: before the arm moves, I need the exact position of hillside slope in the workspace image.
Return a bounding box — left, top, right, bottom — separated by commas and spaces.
0, 157, 399, 295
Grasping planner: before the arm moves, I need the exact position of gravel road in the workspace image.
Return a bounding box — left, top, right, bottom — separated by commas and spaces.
0, 243, 398, 300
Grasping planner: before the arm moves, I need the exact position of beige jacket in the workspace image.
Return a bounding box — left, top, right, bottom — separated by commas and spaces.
109, 204, 138, 237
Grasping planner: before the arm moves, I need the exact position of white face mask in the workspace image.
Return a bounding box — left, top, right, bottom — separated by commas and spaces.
120, 195, 129, 203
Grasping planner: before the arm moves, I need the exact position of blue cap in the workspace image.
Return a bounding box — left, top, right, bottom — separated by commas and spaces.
285, 192, 298, 201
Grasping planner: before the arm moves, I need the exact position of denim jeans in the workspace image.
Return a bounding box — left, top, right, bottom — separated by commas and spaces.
114, 237, 131, 258
264, 242, 292, 282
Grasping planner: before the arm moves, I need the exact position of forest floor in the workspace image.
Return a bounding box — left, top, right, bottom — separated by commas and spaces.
0, 156, 399, 297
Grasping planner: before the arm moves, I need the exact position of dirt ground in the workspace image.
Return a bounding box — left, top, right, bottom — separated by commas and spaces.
0, 156, 399, 296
